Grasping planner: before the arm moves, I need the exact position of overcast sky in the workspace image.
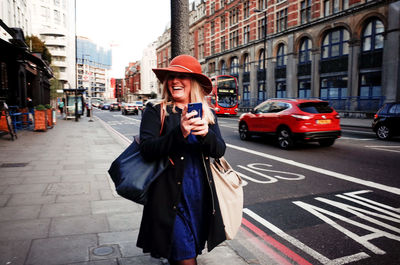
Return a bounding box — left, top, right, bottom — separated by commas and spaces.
76, 0, 171, 78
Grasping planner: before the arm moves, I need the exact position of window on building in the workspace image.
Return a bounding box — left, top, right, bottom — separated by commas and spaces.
221, 15, 225, 30
220, 60, 227, 75
258, 18, 266, 39
300, 0, 312, 24
244, 1, 250, 19
54, 9, 61, 24
258, 0, 266, 10
211, 40, 215, 55
229, 30, 239, 49
276, 8, 288, 32
299, 38, 311, 64
258, 83, 266, 103
230, 57, 239, 75
243, 84, 250, 101
243, 25, 250, 44
360, 72, 381, 98
244, 54, 250, 72
324, 0, 330, 16
320, 76, 347, 99
258, 50, 265, 69
321, 28, 349, 59
221, 36, 226, 52
211, 21, 215, 35
342, 0, 349, 9
230, 8, 239, 26
333, 0, 339, 13
277, 44, 287, 67
211, 2, 215, 14
298, 79, 311, 98
276, 81, 287, 98
221, 0, 225, 8
362, 19, 384, 52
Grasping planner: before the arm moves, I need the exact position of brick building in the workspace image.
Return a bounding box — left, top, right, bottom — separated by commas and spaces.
156, 0, 400, 115
124, 62, 141, 102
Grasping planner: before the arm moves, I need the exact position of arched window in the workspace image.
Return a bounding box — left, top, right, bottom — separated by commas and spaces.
230, 57, 239, 75
276, 44, 287, 67
258, 50, 265, 69
362, 19, 384, 52
220, 60, 227, 75
321, 28, 349, 59
243, 54, 250, 72
299, 38, 311, 64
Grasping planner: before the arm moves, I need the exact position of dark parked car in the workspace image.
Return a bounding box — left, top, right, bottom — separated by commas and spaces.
110, 102, 121, 111
101, 103, 110, 110
239, 99, 341, 149
372, 102, 400, 140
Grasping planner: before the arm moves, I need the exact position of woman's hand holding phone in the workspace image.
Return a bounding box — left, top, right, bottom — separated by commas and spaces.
180, 104, 208, 138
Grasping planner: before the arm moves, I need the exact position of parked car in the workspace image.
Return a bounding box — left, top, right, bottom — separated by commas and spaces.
122, 101, 143, 115
110, 102, 121, 111
101, 103, 110, 110
372, 102, 400, 140
238, 99, 341, 149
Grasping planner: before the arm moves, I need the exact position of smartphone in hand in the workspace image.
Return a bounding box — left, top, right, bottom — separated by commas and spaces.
188, 103, 202, 119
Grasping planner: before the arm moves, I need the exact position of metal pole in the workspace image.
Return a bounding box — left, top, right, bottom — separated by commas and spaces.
171, 0, 190, 58
263, 10, 267, 99
74, 0, 78, 122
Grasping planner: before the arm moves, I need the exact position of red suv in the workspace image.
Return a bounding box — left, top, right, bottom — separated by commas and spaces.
239, 99, 341, 149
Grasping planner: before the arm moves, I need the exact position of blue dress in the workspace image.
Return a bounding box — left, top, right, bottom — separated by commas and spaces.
169, 134, 208, 261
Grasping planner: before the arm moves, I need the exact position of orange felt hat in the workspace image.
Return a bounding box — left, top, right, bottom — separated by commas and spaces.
152, 54, 212, 94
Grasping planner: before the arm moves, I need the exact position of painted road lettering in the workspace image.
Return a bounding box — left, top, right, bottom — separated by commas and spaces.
236, 163, 305, 184
244, 190, 400, 264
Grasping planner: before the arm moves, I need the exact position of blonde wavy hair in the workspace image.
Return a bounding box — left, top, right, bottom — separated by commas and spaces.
158, 74, 215, 124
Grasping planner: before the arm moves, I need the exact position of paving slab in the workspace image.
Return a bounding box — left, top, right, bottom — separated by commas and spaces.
7, 193, 56, 206
3, 183, 48, 194
39, 201, 91, 218
50, 214, 109, 237
0, 205, 41, 221
0, 218, 50, 241
0, 240, 31, 265
26, 234, 97, 265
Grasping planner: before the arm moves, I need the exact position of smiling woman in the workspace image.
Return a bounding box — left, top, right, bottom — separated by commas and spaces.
137, 55, 227, 265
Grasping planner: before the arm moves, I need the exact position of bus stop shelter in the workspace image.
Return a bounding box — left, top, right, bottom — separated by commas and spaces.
63, 89, 86, 120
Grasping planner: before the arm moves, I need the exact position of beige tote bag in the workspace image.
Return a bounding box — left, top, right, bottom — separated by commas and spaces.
210, 157, 243, 240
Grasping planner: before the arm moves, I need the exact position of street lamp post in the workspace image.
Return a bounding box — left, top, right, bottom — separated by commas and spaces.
254, 8, 267, 103
74, 0, 79, 122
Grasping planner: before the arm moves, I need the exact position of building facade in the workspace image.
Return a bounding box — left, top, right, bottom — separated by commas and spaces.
155, 0, 400, 116
203, 0, 400, 115
140, 41, 158, 98
124, 61, 141, 102
76, 36, 112, 99
29, 0, 75, 90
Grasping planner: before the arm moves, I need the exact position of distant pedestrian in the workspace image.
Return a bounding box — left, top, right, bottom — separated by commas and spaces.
58, 99, 64, 117
137, 55, 226, 265
26, 97, 34, 113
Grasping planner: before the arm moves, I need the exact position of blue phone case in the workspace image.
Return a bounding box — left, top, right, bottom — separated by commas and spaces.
188, 103, 202, 119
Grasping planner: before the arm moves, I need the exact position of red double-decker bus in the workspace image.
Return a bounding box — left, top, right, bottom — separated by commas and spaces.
208, 75, 238, 116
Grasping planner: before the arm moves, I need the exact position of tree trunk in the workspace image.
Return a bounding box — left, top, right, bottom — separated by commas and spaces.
171, 0, 190, 59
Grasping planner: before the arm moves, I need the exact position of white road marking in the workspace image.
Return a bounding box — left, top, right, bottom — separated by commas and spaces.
365, 145, 400, 153
339, 137, 375, 141
226, 143, 400, 195
243, 208, 370, 265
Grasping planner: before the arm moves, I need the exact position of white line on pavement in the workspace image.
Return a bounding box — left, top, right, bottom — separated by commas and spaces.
226, 143, 400, 195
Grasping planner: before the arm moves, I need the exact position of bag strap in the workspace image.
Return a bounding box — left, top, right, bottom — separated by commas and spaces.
160, 102, 165, 135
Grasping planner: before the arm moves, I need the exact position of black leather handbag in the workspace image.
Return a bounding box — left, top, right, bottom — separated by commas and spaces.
108, 105, 166, 204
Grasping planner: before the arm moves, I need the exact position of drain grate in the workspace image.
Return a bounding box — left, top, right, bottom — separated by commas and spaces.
1, 162, 29, 168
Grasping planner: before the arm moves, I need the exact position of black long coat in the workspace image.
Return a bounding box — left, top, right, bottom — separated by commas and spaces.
137, 103, 227, 258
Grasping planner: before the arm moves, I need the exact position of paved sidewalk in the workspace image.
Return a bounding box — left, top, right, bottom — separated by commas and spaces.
0, 116, 253, 265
